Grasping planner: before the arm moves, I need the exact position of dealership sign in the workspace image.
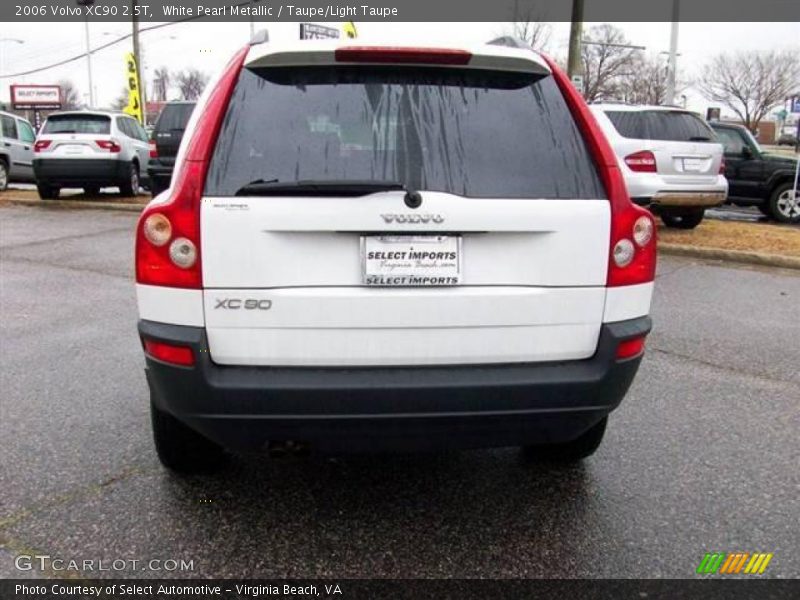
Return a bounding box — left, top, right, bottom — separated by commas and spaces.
10, 85, 62, 110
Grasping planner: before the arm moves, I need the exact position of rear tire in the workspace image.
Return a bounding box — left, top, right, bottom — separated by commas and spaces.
0, 159, 8, 191
150, 179, 168, 197
84, 186, 101, 197
522, 417, 607, 463
118, 162, 139, 197
768, 182, 800, 224
151, 400, 227, 474
660, 208, 705, 229
36, 183, 59, 200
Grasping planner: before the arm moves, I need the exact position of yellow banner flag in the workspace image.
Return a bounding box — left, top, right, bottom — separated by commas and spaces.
123, 52, 143, 124
343, 21, 358, 39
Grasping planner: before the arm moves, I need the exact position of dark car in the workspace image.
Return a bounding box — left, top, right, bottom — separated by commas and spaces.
147, 101, 196, 196
710, 122, 799, 223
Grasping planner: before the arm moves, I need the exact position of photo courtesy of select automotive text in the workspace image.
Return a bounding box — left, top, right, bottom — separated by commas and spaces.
1, 0, 799, 597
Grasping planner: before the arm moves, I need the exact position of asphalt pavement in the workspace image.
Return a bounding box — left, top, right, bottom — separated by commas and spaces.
0, 205, 798, 579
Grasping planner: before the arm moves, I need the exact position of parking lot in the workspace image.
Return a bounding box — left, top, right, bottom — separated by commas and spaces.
0, 205, 798, 579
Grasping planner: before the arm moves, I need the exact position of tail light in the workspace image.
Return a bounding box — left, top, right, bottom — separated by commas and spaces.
719, 156, 726, 175
335, 46, 472, 65
34, 140, 51, 152
143, 338, 195, 366
624, 151, 657, 173
95, 139, 121, 153
540, 54, 656, 288
135, 45, 249, 289
149, 140, 158, 159
616, 335, 646, 359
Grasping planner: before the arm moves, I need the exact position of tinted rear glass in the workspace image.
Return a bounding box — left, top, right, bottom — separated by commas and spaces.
605, 110, 715, 142
155, 104, 195, 132
205, 66, 606, 199
43, 114, 111, 135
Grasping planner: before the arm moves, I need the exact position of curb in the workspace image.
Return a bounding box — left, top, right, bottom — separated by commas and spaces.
659, 243, 800, 271
5, 197, 144, 213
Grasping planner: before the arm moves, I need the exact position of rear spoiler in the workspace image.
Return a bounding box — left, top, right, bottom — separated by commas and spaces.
244, 40, 551, 76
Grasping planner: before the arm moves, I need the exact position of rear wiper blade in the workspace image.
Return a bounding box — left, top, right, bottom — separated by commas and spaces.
689, 136, 712, 141
234, 179, 409, 197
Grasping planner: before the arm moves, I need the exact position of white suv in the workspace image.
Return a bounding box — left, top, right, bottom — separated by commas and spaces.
135, 38, 656, 473
591, 104, 728, 229
33, 110, 150, 198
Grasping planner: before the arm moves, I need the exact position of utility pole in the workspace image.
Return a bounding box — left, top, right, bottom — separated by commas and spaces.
132, 0, 147, 124
76, 0, 95, 107
567, 0, 584, 81
665, 0, 680, 106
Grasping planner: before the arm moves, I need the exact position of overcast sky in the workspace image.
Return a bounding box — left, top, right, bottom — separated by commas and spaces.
1, 21, 798, 116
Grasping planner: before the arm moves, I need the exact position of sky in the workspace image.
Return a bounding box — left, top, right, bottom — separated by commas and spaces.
1, 21, 798, 117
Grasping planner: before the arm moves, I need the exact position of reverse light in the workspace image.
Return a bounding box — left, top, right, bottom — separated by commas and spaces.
335, 46, 472, 65
616, 336, 646, 360
143, 339, 195, 367
613, 239, 635, 267
34, 140, 51, 152
169, 237, 197, 269
95, 139, 121, 153
143, 213, 172, 247
149, 140, 158, 159
632, 216, 654, 247
624, 150, 657, 173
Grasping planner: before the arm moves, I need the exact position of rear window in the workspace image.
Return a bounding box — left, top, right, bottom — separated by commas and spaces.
605, 110, 715, 142
43, 114, 111, 135
155, 103, 195, 132
205, 66, 606, 199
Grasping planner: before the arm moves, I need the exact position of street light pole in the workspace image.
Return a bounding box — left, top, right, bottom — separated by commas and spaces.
132, 0, 147, 125
567, 0, 584, 81
665, 0, 681, 106
76, 0, 95, 108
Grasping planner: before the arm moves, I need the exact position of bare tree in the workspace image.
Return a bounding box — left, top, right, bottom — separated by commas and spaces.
619, 54, 673, 106
152, 67, 171, 102
697, 50, 800, 130
57, 80, 83, 110
111, 87, 129, 111
175, 69, 210, 101
581, 24, 640, 103
507, 1, 551, 52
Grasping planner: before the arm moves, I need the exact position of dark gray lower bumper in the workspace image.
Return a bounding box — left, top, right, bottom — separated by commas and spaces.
139, 317, 651, 452
33, 158, 127, 186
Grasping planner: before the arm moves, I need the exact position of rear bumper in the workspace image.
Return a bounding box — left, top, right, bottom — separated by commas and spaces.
139, 316, 651, 452
33, 158, 126, 185
146, 162, 174, 183
649, 191, 727, 208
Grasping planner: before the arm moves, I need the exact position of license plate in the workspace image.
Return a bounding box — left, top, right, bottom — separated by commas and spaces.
362, 235, 461, 286
683, 158, 703, 171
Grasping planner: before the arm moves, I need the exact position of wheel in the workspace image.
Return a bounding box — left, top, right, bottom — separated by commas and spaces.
84, 186, 101, 197
118, 162, 139, 197
756, 203, 772, 217
150, 179, 168, 197
151, 400, 227, 474
523, 417, 608, 463
0, 159, 8, 191
36, 183, 59, 200
768, 182, 800, 224
660, 208, 705, 229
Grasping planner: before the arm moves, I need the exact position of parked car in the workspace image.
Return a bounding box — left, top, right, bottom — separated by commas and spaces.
776, 131, 798, 147
591, 104, 727, 229
710, 122, 800, 224
0, 110, 36, 191
135, 39, 656, 473
33, 110, 150, 199
147, 101, 196, 196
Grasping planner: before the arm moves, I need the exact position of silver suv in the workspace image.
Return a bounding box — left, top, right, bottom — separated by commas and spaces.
33, 110, 150, 199
591, 104, 728, 229
0, 110, 36, 191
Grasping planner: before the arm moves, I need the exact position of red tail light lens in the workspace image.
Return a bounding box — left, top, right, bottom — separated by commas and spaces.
136, 45, 249, 289
96, 139, 121, 153
34, 140, 51, 152
539, 54, 656, 288
143, 339, 195, 366
719, 156, 726, 175
616, 335, 646, 359
335, 46, 472, 65
149, 140, 158, 159
624, 151, 657, 173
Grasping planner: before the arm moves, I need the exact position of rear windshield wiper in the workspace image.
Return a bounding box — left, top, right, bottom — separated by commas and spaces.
234, 179, 410, 197
688, 136, 712, 142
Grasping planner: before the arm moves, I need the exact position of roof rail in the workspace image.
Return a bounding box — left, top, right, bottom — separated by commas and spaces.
250, 29, 269, 46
